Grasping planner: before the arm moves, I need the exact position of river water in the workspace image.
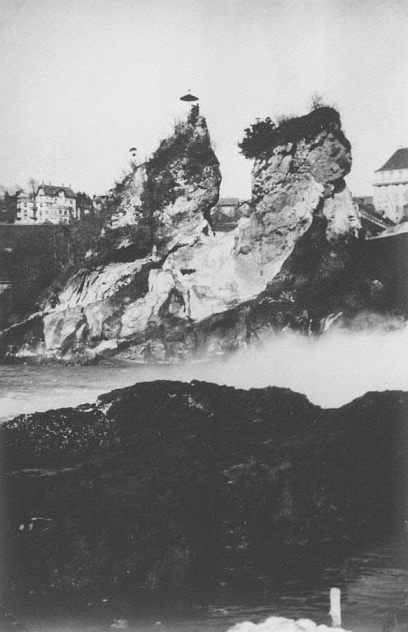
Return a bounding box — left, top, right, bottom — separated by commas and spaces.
2, 326, 408, 420
0, 361, 171, 422
189, 544, 408, 632
1, 331, 407, 631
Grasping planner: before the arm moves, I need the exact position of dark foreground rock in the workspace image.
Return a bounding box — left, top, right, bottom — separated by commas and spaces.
1, 381, 407, 616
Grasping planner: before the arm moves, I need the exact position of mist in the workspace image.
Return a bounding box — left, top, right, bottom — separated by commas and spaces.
147, 323, 406, 408
203, 326, 408, 407
2, 323, 407, 422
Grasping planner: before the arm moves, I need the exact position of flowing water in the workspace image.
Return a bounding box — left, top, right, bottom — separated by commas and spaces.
1, 334, 407, 631
1, 325, 408, 420
0, 361, 167, 422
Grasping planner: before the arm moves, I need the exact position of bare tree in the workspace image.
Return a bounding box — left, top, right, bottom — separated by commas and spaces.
28, 178, 40, 220
309, 92, 326, 110
28, 178, 39, 197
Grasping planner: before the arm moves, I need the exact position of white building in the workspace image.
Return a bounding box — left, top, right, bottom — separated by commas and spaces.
16, 184, 78, 225
373, 148, 408, 223
15, 192, 35, 224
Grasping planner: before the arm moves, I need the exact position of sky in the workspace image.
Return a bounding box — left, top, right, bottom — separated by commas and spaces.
1, 0, 408, 199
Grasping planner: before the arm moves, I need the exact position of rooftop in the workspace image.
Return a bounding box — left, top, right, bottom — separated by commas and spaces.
376, 148, 408, 172
38, 185, 76, 198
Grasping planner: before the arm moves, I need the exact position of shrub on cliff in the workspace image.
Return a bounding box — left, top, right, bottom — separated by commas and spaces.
239, 107, 350, 159
141, 112, 218, 217
94, 223, 153, 263
238, 117, 277, 159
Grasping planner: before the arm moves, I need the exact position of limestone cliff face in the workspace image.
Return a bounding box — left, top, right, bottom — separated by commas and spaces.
39, 108, 224, 360
104, 110, 221, 257
6, 107, 366, 363
247, 111, 358, 249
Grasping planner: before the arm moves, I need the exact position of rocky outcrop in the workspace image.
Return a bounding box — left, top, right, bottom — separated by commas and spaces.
4, 106, 390, 363
2, 381, 407, 612
102, 109, 221, 258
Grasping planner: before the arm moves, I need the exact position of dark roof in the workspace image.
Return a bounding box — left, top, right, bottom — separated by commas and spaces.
180, 92, 198, 102
376, 148, 408, 172
38, 185, 76, 198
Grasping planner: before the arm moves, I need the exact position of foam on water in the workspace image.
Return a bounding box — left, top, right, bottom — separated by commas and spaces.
1, 326, 407, 421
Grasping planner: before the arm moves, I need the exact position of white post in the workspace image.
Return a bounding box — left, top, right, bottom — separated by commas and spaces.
330, 587, 342, 628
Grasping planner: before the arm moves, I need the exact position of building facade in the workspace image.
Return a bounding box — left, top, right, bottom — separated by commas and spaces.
373, 148, 408, 223
15, 192, 35, 224
16, 185, 78, 225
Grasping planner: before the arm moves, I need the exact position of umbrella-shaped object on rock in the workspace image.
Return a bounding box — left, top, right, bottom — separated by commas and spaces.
180, 90, 199, 103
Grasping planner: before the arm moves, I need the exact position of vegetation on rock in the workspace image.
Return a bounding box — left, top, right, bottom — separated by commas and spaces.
239, 107, 350, 160
90, 106, 220, 263
140, 107, 220, 247
4, 105, 406, 365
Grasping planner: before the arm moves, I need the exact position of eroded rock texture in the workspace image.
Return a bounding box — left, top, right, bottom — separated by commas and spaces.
4, 107, 391, 364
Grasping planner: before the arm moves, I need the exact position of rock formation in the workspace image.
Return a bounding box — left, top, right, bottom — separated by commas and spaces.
6, 105, 406, 363
2, 381, 407, 612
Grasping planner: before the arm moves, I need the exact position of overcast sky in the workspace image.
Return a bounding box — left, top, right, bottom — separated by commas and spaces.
1, 0, 407, 198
